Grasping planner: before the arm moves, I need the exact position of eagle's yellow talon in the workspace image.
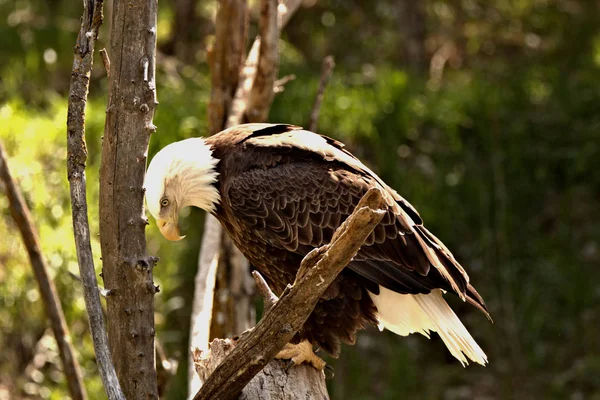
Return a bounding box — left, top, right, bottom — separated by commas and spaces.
275, 340, 326, 371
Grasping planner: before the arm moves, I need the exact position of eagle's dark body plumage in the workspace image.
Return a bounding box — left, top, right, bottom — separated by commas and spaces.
204, 124, 489, 357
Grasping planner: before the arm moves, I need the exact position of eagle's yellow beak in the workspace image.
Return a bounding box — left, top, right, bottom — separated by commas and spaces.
158, 219, 185, 241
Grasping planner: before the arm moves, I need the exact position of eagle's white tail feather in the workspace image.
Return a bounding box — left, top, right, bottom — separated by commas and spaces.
369, 286, 488, 366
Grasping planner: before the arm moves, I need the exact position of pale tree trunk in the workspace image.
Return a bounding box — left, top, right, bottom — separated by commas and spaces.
99, 0, 159, 397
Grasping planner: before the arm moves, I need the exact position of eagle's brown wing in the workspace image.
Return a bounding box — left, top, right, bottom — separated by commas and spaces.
225, 157, 488, 317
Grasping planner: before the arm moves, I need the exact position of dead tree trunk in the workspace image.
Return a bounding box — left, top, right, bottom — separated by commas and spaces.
99, 0, 159, 397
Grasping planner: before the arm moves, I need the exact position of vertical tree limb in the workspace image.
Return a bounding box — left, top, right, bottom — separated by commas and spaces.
208, 0, 249, 136
246, 0, 279, 122
226, 0, 302, 127
187, 216, 221, 398
0, 143, 88, 400
66, 0, 126, 398
99, 0, 159, 397
308, 55, 335, 132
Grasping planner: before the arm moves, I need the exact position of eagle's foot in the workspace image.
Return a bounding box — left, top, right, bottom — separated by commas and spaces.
275, 340, 326, 371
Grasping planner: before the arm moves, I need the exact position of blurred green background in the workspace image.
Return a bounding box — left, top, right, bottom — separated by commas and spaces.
1, 0, 599, 399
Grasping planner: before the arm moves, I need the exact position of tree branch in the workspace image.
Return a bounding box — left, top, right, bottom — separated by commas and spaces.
246, 0, 279, 122
208, 0, 249, 136
66, 0, 125, 398
309, 55, 335, 132
99, 48, 110, 77
226, 0, 302, 127
193, 188, 386, 400
187, 216, 221, 398
0, 142, 88, 400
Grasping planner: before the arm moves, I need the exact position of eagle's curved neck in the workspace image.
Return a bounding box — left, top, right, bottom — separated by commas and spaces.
171, 146, 221, 213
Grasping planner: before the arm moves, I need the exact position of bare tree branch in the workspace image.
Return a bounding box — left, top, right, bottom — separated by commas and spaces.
252, 271, 277, 311
99, 48, 110, 77
193, 188, 386, 400
246, 0, 279, 122
99, 0, 160, 397
208, 0, 249, 136
65, 0, 125, 398
0, 143, 88, 400
274, 73, 296, 93
226, 0, 302, 127
309, 55, 335, 132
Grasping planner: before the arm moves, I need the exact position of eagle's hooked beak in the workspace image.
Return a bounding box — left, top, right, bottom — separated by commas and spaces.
158, 219, 186, 241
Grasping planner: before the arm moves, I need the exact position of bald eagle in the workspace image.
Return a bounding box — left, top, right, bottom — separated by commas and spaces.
145, 123, 490, 368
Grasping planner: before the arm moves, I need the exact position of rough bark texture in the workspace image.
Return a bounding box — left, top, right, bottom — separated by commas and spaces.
208, 0, 249, 136
227, 0, 302, 127
246, 0, 279, 122
194, 339, 329, 400
66, 0, 125, 398
99, 0, 159, 397
193, 189, 386, 400
0, 144, 88, 400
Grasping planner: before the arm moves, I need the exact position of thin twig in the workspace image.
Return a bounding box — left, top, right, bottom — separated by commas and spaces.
252, 271, 278, 312
99, 48, 110, 78
66, 0, 125, 398
0, 142, 87, 400
193, 188, 386, 400
309, 55, 335, 132
274, 74, 296, 93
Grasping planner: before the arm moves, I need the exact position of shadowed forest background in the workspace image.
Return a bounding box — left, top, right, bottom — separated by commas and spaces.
1, 0, 599, 399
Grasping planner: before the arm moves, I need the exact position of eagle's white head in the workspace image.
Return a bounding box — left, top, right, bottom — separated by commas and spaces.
144, 138, 220, 241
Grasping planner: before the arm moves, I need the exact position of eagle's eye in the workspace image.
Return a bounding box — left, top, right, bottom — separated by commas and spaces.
160, 198, 169, 208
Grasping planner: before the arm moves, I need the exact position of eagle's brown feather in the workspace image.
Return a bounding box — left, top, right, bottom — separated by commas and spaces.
204, 124, 488, 357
